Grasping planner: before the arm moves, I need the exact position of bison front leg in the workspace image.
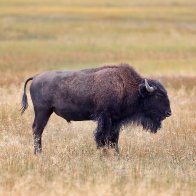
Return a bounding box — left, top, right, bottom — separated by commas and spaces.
108, 122, 121, 152
94, 113, 112, 149
32, 109, 52, 154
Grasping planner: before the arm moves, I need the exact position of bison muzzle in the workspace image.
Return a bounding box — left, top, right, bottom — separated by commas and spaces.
21, 64, 171, 154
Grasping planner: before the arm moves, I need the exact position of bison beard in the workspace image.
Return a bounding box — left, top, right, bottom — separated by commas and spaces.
21, 64, 171, 154
126, 114, 162, 133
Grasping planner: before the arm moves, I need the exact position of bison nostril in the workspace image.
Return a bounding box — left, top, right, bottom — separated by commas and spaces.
166, 110, 171, 116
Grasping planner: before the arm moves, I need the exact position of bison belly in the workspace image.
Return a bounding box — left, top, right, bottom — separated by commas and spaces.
53, 102, 94, 121
52, 86, 95, 121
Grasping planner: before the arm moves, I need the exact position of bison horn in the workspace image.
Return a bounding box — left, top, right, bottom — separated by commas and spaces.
145, 79, 154, 92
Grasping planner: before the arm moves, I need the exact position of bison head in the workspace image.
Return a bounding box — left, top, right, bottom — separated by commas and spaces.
138, 79, 171, 133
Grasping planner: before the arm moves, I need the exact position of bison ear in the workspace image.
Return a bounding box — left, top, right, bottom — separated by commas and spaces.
139, 84, 148, 97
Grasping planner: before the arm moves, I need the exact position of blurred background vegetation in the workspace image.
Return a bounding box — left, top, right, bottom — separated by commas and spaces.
0, 0, 195, 86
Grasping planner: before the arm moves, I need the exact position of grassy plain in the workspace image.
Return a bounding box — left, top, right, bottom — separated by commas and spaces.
0, 0, 196, 195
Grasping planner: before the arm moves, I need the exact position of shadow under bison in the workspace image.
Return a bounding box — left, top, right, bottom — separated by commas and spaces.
21, 64, 171, 154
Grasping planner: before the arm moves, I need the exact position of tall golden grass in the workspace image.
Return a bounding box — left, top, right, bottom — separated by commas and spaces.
0, 80, 195, 195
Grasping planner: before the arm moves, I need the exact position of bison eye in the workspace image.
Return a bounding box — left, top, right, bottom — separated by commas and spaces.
155, 92, 166, 98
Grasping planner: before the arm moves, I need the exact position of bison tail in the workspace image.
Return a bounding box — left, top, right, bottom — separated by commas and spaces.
21, 77, 33, 115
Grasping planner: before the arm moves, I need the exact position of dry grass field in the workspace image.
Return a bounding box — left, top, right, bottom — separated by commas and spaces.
0, 0, 196, 195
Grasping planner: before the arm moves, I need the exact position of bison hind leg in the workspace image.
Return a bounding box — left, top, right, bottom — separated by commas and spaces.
32, 108, 53, 154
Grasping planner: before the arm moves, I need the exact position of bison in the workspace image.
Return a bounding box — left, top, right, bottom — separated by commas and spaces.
21, 64, 171, 154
